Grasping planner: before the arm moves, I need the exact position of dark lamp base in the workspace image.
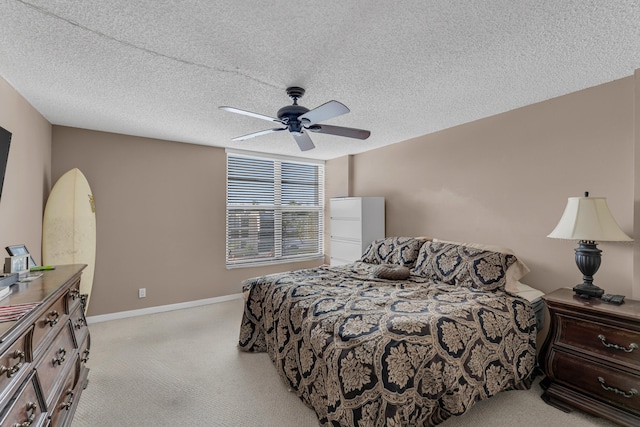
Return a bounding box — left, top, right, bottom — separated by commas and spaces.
573, 283, 605, 299
572, 240, 604, 299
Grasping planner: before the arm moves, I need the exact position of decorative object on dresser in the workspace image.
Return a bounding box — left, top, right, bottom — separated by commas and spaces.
329, 196, 384, 266
4, 255, 30, 279
5, 245, 38, 272
0, 264, 90, 427
540, 288, 639, 427
547, 192, 633, 299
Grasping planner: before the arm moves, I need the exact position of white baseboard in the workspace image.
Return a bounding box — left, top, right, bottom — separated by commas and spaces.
86, 293, 244, 324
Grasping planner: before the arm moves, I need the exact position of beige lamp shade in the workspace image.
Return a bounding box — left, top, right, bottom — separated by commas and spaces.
547, 196, 633, 242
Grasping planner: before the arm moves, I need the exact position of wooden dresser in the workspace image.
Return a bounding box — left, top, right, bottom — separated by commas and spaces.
540, 288, 640, 426
0, 265, 90, 427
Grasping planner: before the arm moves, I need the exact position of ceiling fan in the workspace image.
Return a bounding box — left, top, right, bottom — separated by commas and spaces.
219, 87, 370, 151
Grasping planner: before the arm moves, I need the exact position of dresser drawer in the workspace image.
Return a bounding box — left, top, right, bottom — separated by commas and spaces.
330, 198, 361, 219
48, 368, 76, 427
0, 371, 46, 427
549, 349, 640, 414
65, 280, 83, 316
70, 303, 89, 349
77, 326, 91, 369
330, 240, 363, 264
557, 314, 640, 368
35, 321, 76, 408
330, 219, 362, 241
0, 326, 32, 400
31, 296, 68, 359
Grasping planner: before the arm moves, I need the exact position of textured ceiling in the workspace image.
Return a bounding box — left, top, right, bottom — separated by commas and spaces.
1, 1, 640, 160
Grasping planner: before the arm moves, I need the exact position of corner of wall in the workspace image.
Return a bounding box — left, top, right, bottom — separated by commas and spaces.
347, 154, 354, 197
634, 68, 640, 299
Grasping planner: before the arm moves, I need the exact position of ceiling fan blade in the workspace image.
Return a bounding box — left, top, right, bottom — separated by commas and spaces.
219, 106, 283, 123
298, 100, 350, 126
292, 131, 315, 151
231, 128, 287, 141
308, 124, 371, 140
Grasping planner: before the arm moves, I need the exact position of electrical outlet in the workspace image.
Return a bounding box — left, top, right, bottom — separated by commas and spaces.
138, 288, 146, 298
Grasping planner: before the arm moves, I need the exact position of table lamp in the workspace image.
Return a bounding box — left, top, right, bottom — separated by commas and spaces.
547, 192, 633, 299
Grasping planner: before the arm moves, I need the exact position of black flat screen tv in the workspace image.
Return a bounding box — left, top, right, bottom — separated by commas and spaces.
0, 126, 12, 201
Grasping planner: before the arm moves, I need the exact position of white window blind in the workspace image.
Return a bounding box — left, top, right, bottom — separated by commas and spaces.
226, 150, 324, 268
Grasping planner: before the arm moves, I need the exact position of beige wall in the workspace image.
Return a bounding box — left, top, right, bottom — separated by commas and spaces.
0, 77, 51, 262
328, 76, 637, 298
52, 127, 321, 316
4, 71, 639, 316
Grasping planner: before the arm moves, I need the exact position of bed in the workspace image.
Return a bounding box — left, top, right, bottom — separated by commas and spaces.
239, 237, 539, 426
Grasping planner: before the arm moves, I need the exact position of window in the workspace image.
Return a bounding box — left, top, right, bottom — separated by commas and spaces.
226, 150, 324, 268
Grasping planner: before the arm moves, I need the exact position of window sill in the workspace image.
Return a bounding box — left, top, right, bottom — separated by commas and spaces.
226, 254, 325, 270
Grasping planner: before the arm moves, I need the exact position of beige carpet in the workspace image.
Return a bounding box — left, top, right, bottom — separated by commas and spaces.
72, 298, 619, 427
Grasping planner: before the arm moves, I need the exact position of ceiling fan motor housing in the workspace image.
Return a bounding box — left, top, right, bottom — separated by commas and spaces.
277, 104, 310, 133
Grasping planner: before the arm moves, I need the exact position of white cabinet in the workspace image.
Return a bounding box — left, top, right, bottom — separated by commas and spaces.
329, 197, 385, 266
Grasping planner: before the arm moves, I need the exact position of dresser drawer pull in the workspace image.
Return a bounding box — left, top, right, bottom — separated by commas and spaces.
74, 317, 86, 329
81, 349, 90, 363
0, 349, 25, 378
12, 401, 36, 427
597, 377, 638, 398
70, 288, 80, 300
597, 334, 639, 353
52, 347, 67, 366
59, 389, 75, 411
44, 310, 60, 327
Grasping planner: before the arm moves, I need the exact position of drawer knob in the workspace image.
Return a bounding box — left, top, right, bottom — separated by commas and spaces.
74, 317, 86, 329
597, 376, 638, 399
44, 310, 60, 327
59, 389, 75, 411
597, 334, 639, 353
12, 401, 36, 427
52, 347, 67, 366
0, 349, 25, 378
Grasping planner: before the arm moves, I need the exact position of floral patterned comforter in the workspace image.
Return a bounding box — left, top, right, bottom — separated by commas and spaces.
239, 262, 536, 426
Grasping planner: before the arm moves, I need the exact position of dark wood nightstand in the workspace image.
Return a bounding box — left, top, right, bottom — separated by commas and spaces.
540, 288, 640, 427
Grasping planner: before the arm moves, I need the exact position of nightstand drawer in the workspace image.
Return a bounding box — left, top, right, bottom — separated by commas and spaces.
557, 314, 639, 368
549, 349, 640, 414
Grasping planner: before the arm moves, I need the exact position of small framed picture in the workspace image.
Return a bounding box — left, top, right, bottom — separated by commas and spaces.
4, 254, 29, 278
5, 244, 37, 269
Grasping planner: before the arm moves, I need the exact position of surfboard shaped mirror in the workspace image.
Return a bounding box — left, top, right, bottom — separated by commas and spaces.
43, 168, 96, 312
